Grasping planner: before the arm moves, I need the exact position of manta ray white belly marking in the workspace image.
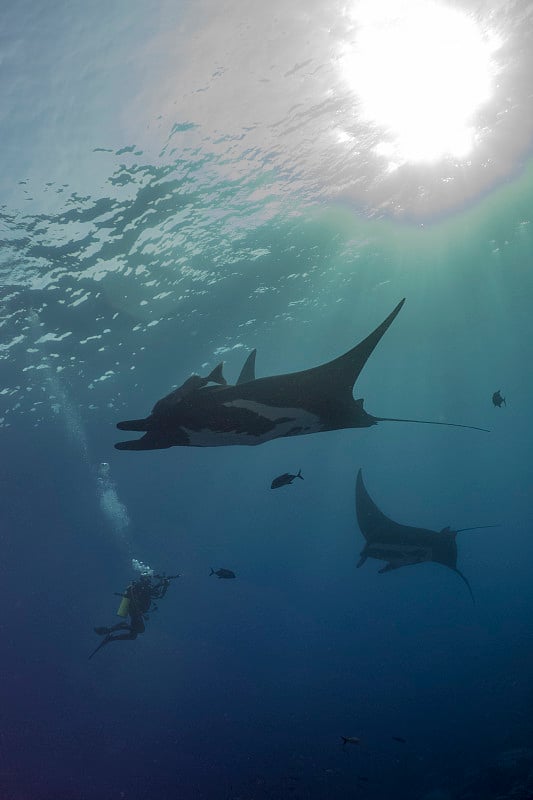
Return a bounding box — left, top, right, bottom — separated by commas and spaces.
225, 399, 321, 427
366, 543, 432, 563
182, 402, 322, 447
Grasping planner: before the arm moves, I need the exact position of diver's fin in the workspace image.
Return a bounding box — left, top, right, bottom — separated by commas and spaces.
88, 634, 112, 660
209, 568, 214, 576
373, 415, 489, 433
207, 362, 226, 385
296, 469, 303, 480
236, 349, 257, 385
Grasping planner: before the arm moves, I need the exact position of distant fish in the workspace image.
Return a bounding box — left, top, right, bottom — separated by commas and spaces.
492, 390, 506, 407
210, 568, 236, 579
392, 736, 407, 743
271, 469, 304, 489
341, 736, 361, 746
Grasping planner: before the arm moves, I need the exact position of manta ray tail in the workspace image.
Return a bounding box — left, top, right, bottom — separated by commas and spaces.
454, 568, 475, 606
455, 525, 500, 533
374, 415, 490, 433
455, 525, 499, 533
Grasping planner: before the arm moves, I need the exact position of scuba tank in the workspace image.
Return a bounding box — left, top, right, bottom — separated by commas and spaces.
116, 596, 130, 617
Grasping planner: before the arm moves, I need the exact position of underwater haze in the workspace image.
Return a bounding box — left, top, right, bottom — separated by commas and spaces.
3, 1, 533, 798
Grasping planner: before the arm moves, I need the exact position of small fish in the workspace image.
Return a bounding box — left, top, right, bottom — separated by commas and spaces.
341, 736, 361, 746
210, 568, 236, 579
392, 736, 407, 743
492, 390, 506, 407
271, 469, 304, 489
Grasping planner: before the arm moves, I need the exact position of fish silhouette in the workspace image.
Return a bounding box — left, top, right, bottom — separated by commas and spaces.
210, 568, 236, 579
492, 390, 506, 407
271, 470, 304, 489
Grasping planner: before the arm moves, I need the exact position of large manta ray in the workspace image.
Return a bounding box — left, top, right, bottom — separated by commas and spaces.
355, 469, 497, 602
115, 299, 488, 451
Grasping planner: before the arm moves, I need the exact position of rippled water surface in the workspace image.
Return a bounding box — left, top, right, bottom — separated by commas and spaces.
3, 2, 533, 799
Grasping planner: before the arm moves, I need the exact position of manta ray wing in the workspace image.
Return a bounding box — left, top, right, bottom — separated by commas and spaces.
355, 470, 473, 601
201, 298, 407, 417
356, 469, 433, 551
248, 297, 405, 407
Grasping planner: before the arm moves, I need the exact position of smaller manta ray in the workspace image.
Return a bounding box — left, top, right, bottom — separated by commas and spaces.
210, 568, 236, 579
271, 469, 304, 489
492, 390, 506, 408
355, 470, 498, 603
341, 736, 361, 746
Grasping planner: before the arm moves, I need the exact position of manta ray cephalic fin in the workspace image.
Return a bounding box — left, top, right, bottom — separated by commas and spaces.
236, 349, 257, 385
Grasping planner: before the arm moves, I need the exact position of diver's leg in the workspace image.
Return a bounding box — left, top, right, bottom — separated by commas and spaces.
93, 622, 130, 635
105, 630, 138, 642
89, 629, 137, 659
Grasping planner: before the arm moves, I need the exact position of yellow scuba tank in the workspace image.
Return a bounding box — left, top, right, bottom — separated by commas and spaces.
116, 596, 130, 617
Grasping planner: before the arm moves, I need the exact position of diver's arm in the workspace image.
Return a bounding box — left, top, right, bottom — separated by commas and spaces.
151, 581, 169, 599
151, 573, 179, 598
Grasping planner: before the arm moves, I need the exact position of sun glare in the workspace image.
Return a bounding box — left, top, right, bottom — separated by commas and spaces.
340, 0, 499, 164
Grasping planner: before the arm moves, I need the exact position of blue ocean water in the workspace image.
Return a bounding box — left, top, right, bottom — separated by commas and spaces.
3, 2, 533, 799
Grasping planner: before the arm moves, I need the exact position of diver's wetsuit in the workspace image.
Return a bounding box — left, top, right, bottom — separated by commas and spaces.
90, 574, 176, 658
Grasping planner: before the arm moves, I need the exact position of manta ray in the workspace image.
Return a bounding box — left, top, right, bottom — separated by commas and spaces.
115, 299, 488, 451
355, 469, 498, 602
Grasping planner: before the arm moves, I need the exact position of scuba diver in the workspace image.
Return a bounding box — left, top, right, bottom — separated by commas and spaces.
89, 572, 179, 659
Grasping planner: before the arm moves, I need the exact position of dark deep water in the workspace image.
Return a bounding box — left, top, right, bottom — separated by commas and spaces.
3, 2, 533, 799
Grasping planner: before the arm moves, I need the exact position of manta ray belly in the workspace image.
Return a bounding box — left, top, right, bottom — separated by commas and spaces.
366, 543, 432, 566
182, 401, 322, 447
